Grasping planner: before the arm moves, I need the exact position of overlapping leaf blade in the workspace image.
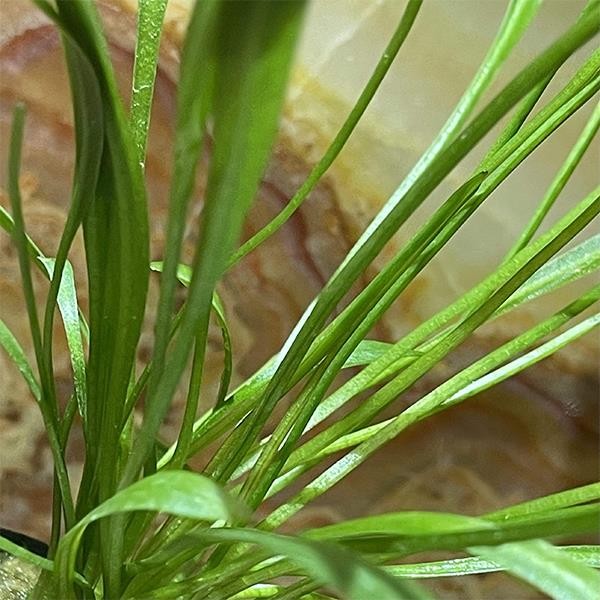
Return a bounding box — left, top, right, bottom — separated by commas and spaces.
0, 318, 41, 401
40, 259, 87, 424
471, 540, 600, 600
123, 0, 306, 483
189, 528, 432, 600
53, 471, 245, 598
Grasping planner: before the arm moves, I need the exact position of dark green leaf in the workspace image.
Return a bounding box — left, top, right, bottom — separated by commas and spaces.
7, 103, 75, 529
227, 0, 423, 266
124, 0, 306, 483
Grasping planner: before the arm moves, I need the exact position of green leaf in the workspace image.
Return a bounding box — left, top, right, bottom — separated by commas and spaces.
211, 6, 600, 493
0, 206, 90, 341
0, 534, 53, 574
138, 0, 218, 478
124, 0, 306, 484
152, 259, 390, 418
486, 482, 600, 520
156, 336, 402, 474
31, 5, 104, 496
265, 203, 600, 512
341, 340, 395, 368
477, 47, 599, 188
0, 205, 44, 266
440, 309, 599, 407
39, 259, 87, 425
296, 171, 487, 394
40, 1, 152, 588
229, 584, 330, 599
387, 545, 600, 578
217, 172, 487, 504
7, 106, 44, 411
291, 176, 599, 453
53, 471, 246, 597
501, 234, 600, 314
39, 3, 151, 542
506, 101, 600, 257
275, 299, 596, 473
192, 528, 431, 600
0, 535, 91, 592
17, 2, 600, 596
470, 540, 600, 600
307, 512, 493, 541
227, 0, 423, 267
304, 504, 600, 558
211, 291, 233, 409
149, 261, 233, 410
180, 197, 597, 470
0, 318, 41, 401
130, 0, 169, 165
309, 520, 600, 597
7, 103, 75, 531
351, 0, 543, 262
287, 182, 596, 526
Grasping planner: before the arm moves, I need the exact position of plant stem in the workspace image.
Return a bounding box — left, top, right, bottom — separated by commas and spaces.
506, 101, 600, 258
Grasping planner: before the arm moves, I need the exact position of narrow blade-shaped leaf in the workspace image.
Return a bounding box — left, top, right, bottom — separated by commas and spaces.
193, 528, 431, 600
500, 234, 600, 314
387, 545, 600, 578
471, 539, 600, 600
125, 0, 306, 483
54, 471, 246, 597
130, 0, 168, 165
40, 258, 87, 424
0, 318, 41, 401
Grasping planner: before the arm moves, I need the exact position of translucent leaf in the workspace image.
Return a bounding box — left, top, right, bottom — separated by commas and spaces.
39, 259, 87, 423
471, 540, 600, 600
501, 234, 600, 314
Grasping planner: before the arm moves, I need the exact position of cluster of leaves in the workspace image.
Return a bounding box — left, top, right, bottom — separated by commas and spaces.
0, 0, 599, 598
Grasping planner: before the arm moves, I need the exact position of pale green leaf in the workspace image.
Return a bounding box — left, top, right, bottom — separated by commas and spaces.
0, 318, 41, 401
39, 258, 87, 423
387, 545, 600, 578
501, 234, 600, 314
471, 540, 600, 600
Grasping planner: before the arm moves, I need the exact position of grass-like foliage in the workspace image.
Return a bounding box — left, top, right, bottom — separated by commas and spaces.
1, 0, 599, 598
